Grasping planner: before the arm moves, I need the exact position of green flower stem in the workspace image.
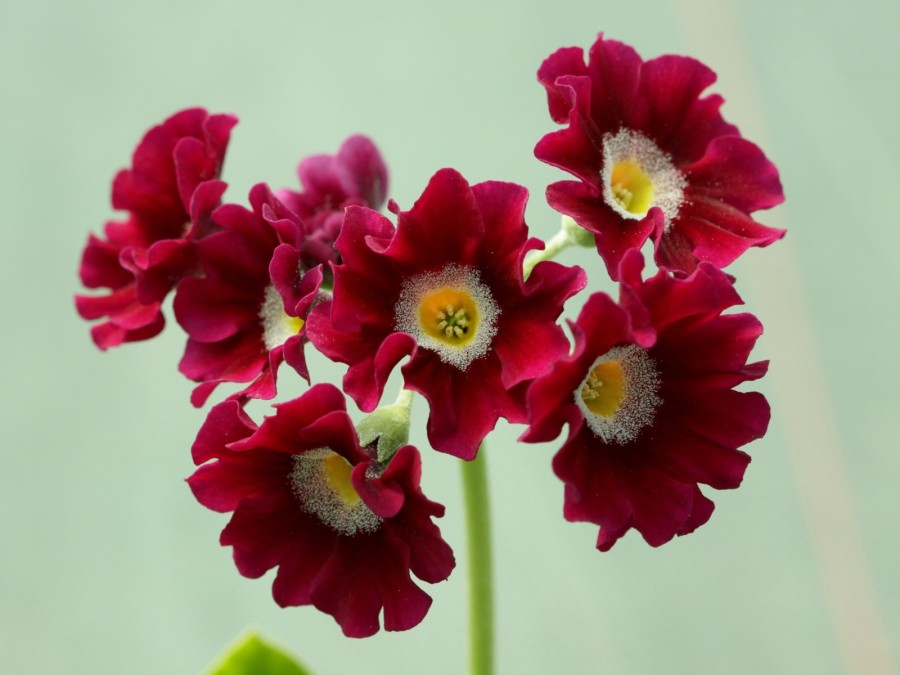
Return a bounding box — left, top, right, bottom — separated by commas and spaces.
461, 446, 494, 675
522, 215, 595, 279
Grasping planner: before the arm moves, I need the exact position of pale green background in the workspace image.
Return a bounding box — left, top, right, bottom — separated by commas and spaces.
1, 0, 898, 673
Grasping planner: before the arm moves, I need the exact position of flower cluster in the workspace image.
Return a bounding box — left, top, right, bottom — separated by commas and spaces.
76, 32, 783, 636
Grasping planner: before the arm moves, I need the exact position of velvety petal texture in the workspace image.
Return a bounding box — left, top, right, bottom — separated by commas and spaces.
277, 135, 389, 271
522, 250, 769, 551
174, 183, 321, 406
535, 34, 785, 278
187, 384, 454, 638
307, 168, 586, 459
76, 108, 238, 348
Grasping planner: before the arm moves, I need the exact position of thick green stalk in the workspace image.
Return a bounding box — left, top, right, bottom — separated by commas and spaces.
523, 228, 571, 280
461, 446, 494, 675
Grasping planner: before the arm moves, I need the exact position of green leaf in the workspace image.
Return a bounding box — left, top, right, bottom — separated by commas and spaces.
205, 631, 313, 675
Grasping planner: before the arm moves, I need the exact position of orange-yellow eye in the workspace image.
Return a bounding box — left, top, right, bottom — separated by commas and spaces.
610, 161, 655, 216
575, 345, 662, 444
394, 265, 499, 370
291, 449, 381, 535
417, 287, 480, 346
600, 128, 687, 230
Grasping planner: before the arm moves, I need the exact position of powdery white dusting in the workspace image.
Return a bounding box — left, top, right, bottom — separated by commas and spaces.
290, 449, 382, 536
575, 344, 662, 444
259, 285, 300, 351
601, 129, 687, 231
394, 265, 500, 370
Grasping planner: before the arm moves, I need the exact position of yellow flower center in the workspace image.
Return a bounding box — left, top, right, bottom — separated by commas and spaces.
291, 448, 381, 535
574, 345, 662, 444
320, 453, 361, 507
417, 287, 479, 347
579, 360, 627, 417
395, 265, 500, 370
610, 161, 655, 216
286, 315, 305, 334
601, 129, 687, 230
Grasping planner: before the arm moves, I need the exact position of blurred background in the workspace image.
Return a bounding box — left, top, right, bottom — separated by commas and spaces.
1, 0, 898, 672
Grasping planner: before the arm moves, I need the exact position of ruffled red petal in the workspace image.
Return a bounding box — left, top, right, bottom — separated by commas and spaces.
173, 185, 317, 405
545, 180, 660, 278
403, 352, 524, 459
229, 497, 313, 580
537, 46, 589, 123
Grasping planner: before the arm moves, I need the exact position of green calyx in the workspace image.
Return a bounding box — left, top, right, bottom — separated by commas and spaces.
356, 389, 414, 463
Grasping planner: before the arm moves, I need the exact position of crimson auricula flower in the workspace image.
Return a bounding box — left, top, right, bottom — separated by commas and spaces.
306, 168, 586, 459
76, 108, 237, 348
535, 34, 784, 278
188, 383, 455, 638
173, 183, 322, 407
522, 250, 770, 551
277, 135, 389, 271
